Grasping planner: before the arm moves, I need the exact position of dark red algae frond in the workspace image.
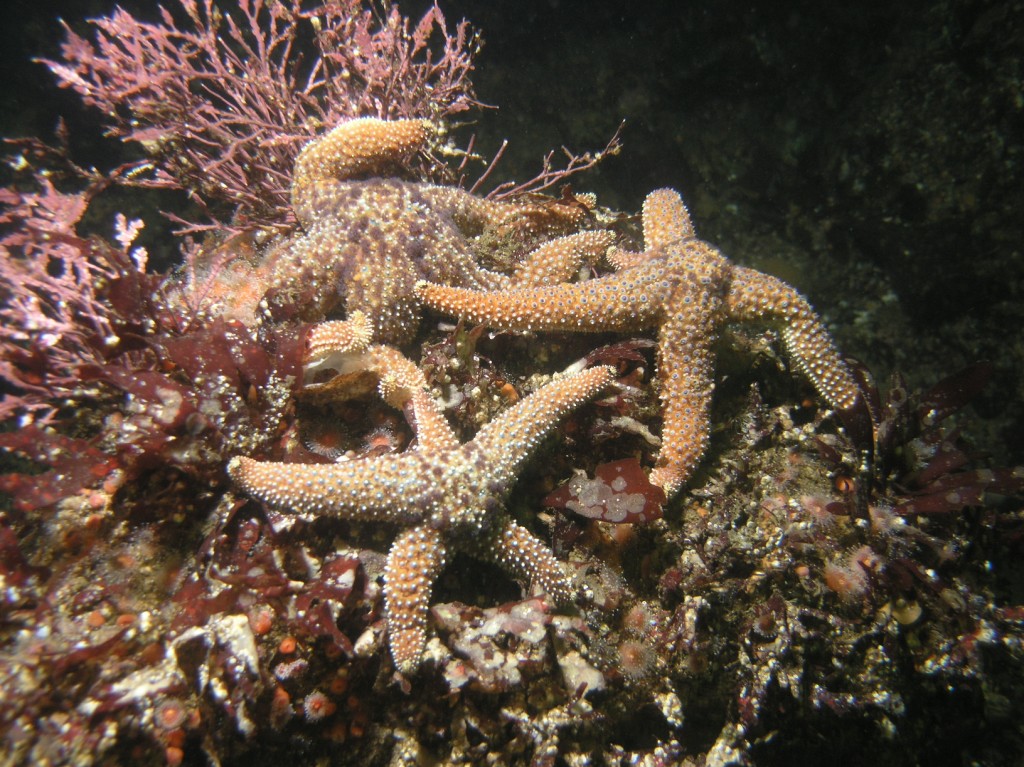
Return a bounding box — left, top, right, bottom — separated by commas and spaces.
0, 429, 119, 514
833, 362, 1024, 518
545, 458, 665, 524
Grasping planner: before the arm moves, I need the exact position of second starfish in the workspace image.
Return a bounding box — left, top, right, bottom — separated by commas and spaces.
229, 313, 614, 673
416, 188, 861, 496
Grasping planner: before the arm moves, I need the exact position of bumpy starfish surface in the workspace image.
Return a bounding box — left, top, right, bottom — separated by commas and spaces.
228, 313, 615, 673
416, 188, 860, 496
252, 117, 611, 343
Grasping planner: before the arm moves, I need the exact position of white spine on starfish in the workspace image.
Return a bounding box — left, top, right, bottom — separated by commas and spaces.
725, 266, 859, 411
227, 454, 431, 524
385, 525, 446, 674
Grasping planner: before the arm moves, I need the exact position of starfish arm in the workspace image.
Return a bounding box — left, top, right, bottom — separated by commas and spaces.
344, 242, 421, 344
725, 266, 860, 410
388, 187, 512, 292
226, 454, 430, 523
510, 230, 614, 287
422, 187, 593, 241
643, 188, 696, 249
419, 186, 511, 234
607, 247, 649, 271
410, 189, 606, 293
302, 314, 375, 392
604, 188, 697, 271
305, 313, 373, 365
302, 320, 458, 452
384, 525, 447, 674
415, 266, 664, 334
473, 365, 615, 480
292, 118, 431, 226
368, 346, 459, 453
648, 309, 720, 495
492, 520, 572, 605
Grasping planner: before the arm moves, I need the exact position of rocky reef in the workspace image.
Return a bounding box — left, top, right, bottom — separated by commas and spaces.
1, 2, 1023, 766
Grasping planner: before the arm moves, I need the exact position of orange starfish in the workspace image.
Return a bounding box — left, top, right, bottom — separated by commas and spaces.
229, 312, 614, 673
199, 118, 610, 343
416, 188, 860, 496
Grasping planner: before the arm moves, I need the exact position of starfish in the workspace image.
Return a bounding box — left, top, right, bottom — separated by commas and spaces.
416, 188, 861, 496
228, 312, 614, 673
206, 117, 611, 343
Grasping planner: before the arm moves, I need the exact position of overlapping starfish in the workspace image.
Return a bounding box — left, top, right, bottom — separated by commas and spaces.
416, 187, 861, 495
213, 117, 611, 342
228, 119, 861, 674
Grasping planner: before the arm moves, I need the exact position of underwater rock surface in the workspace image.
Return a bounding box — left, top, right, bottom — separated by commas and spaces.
1, 1, 1023, 765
